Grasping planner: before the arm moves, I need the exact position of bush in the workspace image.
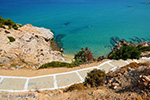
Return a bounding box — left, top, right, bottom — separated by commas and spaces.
4, 19, 13, 25
122, 62, 150, 69
74, 47, 94, 66
85, 69, 107, 87
7, 36, 15, 42
0, 16, 18, 30
17, 24, 22, 27
138, 46, 150, 52
111, 45, 141, 60
38, 47, 95, 69
67, 83, 85, 91
38, 61, 77, 69
5, 30, 10, 34
11, 64, 17, 67
0, 22, 5, 28
12, 24, 18, 30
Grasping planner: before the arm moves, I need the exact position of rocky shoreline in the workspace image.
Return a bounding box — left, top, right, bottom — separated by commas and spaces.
0, 24, 65, 69
108, 39, 150, 59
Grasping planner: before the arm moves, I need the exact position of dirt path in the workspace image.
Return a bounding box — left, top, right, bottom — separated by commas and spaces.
0, 59, 109, 77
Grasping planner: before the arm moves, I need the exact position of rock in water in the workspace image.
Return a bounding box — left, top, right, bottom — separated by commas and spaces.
0, 24, 65, 68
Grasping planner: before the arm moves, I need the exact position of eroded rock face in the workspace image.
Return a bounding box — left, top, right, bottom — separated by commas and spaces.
0, 24, 65, 68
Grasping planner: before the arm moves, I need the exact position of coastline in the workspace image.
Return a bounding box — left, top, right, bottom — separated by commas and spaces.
63, 53, 74, 63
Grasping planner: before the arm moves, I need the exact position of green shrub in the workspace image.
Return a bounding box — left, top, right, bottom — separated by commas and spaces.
5, 30, 10, 34
139, 46, 150, 52
4, 19, 13, 25
136, 44, 143, 49
17, 24, 22, 27
38, 61, 77, 69
74, 47, 94, 66
11, 64, 17, 67
0, 16, 18, 29
7, 36, 15, 42
111, 45, 141, 60
71, 60, 83, 66
85, 69, 107, 87
12, 24, 18, 30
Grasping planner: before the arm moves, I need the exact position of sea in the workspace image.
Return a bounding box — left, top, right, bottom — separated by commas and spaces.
0, 0, 150, 58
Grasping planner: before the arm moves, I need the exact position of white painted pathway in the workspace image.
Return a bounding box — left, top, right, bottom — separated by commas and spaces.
0, 57, 150, 92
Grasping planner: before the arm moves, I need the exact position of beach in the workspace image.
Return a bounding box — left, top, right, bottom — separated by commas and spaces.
63, 54, 74, 63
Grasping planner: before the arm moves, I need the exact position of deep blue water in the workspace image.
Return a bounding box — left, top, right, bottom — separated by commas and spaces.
1, 0, 150, 57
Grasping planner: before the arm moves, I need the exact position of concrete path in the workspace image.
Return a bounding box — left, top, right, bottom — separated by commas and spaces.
0, 57, 150, 92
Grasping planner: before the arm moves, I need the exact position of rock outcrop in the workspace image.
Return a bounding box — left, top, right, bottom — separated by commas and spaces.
0, 24, 65, 68
138, 75, 150, 89
106, 63, 150, 97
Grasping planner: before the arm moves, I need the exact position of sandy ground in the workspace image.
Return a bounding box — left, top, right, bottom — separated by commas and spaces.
63, 54, 74, 63
0, 59, 109, 77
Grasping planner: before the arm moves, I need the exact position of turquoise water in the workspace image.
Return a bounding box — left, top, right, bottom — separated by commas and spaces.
1, 0, 150, 57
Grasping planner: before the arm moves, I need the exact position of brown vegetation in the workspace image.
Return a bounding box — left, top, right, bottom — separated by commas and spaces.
1, 62, 150, 99
66, 83, 85, 92
64, 62, 150, 99
123, 62, 150, 69
85, 69, 107, 87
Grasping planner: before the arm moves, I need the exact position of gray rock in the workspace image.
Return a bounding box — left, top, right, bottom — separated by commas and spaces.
15, 65, 20, 69
127, 67, 133, 72
0, 57, 10, 64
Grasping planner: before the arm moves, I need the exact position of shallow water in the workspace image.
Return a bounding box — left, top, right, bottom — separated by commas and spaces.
1, 0, 150, 57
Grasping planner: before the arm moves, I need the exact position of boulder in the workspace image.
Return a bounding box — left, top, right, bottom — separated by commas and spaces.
0, 24, 65, 68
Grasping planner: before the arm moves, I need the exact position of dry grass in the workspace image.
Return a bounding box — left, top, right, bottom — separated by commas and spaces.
135, 96, 143, 100
0, 59, 109, 77
66, 83, 85, 92
107, 62, 150, 78
122, 62, 150, 69
143, 96, 150, 100
85, 69, 107, 87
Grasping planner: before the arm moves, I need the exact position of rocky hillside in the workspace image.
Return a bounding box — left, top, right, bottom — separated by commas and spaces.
0, 24, 65, 69
1, 62, 149, 100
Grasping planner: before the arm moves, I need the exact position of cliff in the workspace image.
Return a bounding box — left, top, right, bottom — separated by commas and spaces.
0, 24, 65, 69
